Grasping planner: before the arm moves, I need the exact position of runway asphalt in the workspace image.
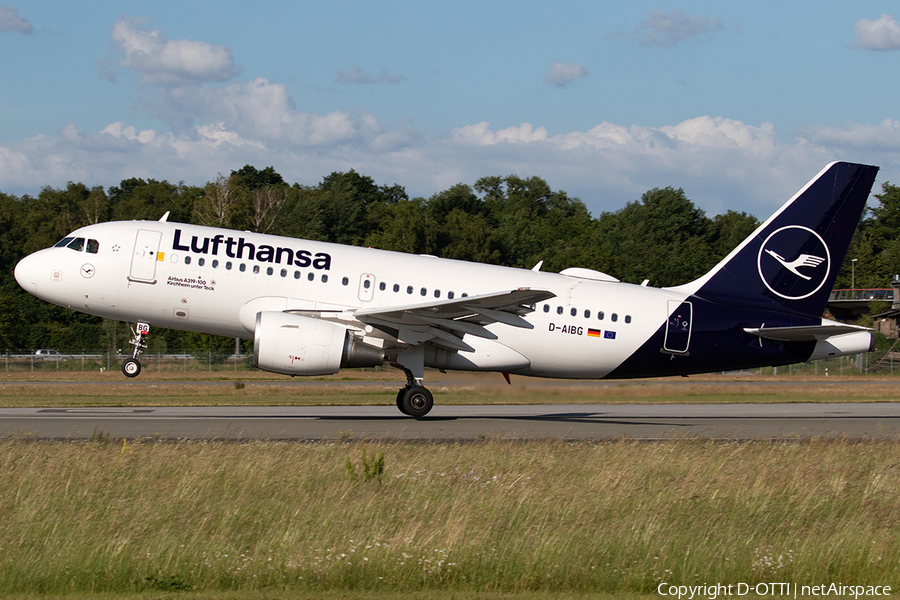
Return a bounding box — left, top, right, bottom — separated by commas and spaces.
2, 403, 899, 441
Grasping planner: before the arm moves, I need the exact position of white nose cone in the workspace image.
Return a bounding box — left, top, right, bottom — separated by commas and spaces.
14, 253, 38, 295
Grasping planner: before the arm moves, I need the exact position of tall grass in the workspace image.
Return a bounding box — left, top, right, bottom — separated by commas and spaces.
0, 439, 897, 595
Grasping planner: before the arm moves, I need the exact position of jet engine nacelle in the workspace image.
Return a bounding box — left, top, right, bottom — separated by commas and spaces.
253, 311, 384, 376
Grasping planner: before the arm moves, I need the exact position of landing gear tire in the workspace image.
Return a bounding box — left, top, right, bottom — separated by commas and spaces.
122, 358, 141, 378
396, 389, 409, 415
401, 386, 433, 418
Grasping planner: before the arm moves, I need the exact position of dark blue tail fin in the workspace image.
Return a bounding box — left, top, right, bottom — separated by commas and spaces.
675, 162, 879, 316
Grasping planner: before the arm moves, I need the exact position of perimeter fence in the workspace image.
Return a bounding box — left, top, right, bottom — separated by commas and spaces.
3, 351, 253, 374
1, 349, 896, 376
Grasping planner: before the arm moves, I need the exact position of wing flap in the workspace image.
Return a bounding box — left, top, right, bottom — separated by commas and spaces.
354, 287, 555, 351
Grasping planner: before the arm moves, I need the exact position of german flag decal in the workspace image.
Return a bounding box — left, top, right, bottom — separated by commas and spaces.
587, 328, 603, 338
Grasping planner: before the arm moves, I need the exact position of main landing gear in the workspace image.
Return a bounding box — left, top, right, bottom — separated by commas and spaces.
121, 322, 150, 378
392, 361, 434, 418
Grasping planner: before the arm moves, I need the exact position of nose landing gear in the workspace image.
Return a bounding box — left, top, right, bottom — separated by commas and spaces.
121, 322, 149, 378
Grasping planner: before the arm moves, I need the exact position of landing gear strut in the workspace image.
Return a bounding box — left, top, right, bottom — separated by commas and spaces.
391, 361, 434, 418
122, 322, 149, 378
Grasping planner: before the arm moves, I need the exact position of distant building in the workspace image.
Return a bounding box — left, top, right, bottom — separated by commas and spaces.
870, 275, 900, 339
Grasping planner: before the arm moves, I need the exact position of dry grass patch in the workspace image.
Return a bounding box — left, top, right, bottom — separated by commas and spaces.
4, 374, 900, 407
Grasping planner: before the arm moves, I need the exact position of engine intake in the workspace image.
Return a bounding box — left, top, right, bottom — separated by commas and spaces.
253, 311, 383, 376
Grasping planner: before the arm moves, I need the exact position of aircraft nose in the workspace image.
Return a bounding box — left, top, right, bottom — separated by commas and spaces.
14, 253, 38, 295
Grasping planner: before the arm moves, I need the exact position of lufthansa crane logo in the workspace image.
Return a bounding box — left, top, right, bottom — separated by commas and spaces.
757, 225, 830, 300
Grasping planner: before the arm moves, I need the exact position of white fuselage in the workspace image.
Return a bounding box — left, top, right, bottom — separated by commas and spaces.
15, 220, 689, 379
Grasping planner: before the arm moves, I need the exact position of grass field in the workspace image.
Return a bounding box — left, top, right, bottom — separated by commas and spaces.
1, 438, 898, 599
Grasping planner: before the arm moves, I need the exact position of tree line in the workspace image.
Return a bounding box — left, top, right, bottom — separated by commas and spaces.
1, 165, 897, 352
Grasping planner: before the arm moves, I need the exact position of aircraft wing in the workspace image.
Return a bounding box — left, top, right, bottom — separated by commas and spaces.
350, 288, 556, 352
743, 323, 871, 342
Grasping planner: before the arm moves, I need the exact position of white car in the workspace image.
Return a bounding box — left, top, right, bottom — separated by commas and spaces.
34, 349, 66, 361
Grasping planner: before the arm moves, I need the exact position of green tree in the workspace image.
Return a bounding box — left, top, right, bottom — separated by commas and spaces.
109, 178, 199, 223
709, 210, 760, 258
231, 165, 284, 190
280, 171, 407, 245
364, 199, 427, 254
596, 187, 715, 286
834, 182, 900, 290
474, 174, 595, 271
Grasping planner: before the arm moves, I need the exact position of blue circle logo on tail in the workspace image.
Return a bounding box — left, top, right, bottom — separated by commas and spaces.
757, 226, 830, 300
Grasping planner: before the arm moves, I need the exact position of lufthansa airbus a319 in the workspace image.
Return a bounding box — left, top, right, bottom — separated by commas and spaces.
14, 162, 879, 417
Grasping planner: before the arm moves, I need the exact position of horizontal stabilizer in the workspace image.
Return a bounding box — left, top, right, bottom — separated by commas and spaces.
743, 322, 871, 342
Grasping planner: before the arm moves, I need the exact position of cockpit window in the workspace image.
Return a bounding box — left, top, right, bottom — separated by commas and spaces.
66, 238, 85, 252
86, 239, 99, 254
54, 237, 74, 248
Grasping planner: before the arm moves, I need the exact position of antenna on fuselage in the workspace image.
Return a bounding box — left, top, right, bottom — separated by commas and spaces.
159, 211, 170, 222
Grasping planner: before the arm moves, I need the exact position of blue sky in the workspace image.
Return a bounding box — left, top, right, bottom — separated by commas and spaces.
2, 1, 899, 218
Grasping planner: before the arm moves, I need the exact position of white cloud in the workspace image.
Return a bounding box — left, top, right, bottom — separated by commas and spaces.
451, 122, 548, 145
3, 113, 897, 222
632, 8, 725, 48
0, 5, 32, 34
182, 77, 392, 148
544, 61, 590, 87
335, 66, 405, 84
795, 118, 900, 150
108, 16, 239, 86
854, 14, 900, 51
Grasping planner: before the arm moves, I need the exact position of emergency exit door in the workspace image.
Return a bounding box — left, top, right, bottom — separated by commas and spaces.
663, 300, 692, 354
358, 273, 375, 301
